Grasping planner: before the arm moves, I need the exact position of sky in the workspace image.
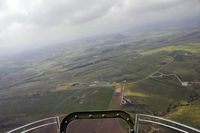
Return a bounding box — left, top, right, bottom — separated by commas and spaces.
0, 0, 200, 55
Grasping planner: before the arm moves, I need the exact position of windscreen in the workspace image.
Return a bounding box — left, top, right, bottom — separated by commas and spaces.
66, 119, 129, 133
1, 0, 200, 133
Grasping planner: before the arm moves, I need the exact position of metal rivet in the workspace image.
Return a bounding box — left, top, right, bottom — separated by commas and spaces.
89, 114, 93, 118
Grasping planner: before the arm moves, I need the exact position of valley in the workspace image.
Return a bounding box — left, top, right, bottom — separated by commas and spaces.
1, 27, 200, 132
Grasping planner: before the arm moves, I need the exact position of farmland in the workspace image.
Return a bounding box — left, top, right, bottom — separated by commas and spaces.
0, 27, 200, 132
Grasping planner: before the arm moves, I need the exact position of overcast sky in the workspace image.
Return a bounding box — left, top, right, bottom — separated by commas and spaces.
0, 0, 200, 55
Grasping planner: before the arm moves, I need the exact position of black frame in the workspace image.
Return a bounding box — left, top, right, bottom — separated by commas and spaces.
60, 110, 134, 133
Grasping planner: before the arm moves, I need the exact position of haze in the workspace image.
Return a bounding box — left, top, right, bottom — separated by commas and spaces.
0, 0, 200, 55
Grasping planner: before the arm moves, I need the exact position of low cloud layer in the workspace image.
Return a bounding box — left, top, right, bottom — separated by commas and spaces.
0, 0, 200, 55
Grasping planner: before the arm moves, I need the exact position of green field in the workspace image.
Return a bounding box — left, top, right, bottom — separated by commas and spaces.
0, 87, 114, 132
0, 27, 200, 132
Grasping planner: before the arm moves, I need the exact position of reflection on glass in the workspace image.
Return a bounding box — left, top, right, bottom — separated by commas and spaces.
66, 118, 129, 133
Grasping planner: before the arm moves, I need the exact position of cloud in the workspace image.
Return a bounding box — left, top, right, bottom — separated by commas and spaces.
0, 0, 200, 55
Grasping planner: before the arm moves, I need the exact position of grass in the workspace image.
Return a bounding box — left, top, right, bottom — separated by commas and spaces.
142, 43, 200, 56
166, 100, 200, 129
161, 51, 200, 81
0, 87, 114, 132
0, 27, 200, 132
124, 77, 194, 115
